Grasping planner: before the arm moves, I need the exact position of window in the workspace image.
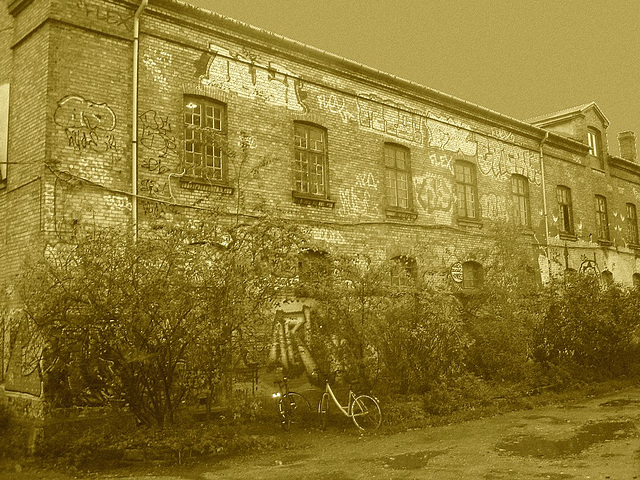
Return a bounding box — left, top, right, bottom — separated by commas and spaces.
594, 195, 609, 241
557, 186, 574, 235
627, 203, 639, 245
462, 261, 483, 289
297, 249, 330, 283
294, 123, 327, 196
455, 162, 478, 220
390, 255, 417, 287
587, 128, 604, 170
601, 270, 614, 287
511, 175, 530, 227
633, 273, 640, 288
184, 97, 226, 181
384, 144, 411, 209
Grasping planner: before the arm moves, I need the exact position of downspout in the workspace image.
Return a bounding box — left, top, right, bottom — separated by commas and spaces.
539, 131, 551, 281
132, 0, 148, 240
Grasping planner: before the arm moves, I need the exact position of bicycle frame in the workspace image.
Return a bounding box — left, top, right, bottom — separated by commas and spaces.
317, 372, 382, 431
323, 380, 358, 417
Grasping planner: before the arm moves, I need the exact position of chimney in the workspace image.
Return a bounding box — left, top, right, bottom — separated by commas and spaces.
618, 131, 637, 163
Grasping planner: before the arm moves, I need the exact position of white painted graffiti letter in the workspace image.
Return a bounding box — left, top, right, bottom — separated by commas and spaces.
202, 44, 305, 112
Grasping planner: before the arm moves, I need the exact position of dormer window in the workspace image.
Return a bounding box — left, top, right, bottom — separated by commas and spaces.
587, 128, 604, 170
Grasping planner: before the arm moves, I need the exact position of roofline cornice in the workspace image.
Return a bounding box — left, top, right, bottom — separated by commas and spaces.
148, 0, 587, 153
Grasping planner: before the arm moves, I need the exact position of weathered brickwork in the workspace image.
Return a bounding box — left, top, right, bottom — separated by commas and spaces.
1, 0, 639, 398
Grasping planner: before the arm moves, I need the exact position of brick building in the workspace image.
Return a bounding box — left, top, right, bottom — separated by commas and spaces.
1, 0, 638, 406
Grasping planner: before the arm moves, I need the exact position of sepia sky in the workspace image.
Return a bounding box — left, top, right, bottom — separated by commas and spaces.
186, 0, 640, 156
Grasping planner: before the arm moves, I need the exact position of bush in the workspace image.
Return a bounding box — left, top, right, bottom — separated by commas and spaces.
532, 275, 640, 378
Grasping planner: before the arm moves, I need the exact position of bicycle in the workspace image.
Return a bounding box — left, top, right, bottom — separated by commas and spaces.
315, 370, 382, 431
272, 376, 311, 430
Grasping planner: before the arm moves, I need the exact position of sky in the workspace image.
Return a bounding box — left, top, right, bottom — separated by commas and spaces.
186, 0, 640, 156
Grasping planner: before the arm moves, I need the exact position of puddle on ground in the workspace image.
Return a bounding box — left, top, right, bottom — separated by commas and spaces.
496, 420, 637, 459
259, 453, 311, 467
599, 398, 640, 407
521, 415, 568, 425
485, 470, 574, 480
383, 449, 447, 470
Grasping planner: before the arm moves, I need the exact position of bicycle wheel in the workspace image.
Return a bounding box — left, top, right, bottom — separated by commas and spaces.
278, 392, 311, 430
318, 392, 329, 430
351, 395, 382, 431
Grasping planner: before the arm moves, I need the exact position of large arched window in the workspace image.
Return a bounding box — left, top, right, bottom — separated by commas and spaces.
455, 162, 478, 220
594, 195, 610, 241
557, 185, 574, 235
511, 174, 530, 227
384, 143, 411, 210
293, 122, 328, 197
626, 203, 639, 245
184, 96, 227, 181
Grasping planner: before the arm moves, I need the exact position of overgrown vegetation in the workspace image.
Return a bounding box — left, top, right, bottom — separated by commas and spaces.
17, 219, 303, 427
6, 220, 640, 469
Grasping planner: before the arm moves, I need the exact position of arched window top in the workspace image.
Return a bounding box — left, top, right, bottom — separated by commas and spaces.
462, 261, 483, 289
601, 270, 614, 286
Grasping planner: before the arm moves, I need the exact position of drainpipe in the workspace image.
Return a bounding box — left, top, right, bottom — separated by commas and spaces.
539, 131, 551, 280
132, 0, 148, 240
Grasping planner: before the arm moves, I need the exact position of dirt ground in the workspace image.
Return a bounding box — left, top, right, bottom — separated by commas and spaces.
3, 386, 640, 479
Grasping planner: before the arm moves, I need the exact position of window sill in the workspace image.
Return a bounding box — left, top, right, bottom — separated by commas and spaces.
456, 217, 483, 228
597, 239, 613, 246
627, 243, 640, 250
179, 176, 234, 195
292, 191, 335, 208
385, 207, 417, 222
559, 233, 578, 241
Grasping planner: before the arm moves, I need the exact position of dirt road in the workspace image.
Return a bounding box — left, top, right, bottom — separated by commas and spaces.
4, 387, 640, 479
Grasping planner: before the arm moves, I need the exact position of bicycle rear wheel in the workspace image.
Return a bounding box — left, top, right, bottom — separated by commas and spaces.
278, 392, 311, 430
351, 395, 382, 431
318, 392, 329, 430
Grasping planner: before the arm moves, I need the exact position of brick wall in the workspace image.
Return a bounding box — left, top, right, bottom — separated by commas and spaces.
2, 0, 640, 397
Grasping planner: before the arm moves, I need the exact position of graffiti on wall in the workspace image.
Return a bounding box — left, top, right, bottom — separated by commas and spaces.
491, 127, 515, 143
75, 0, 133, 29
413, 173, 454, 214
480, 193, 508, 220
317, 93, 355, 123
268, 308, 317, 375
428, 150, 456, 174
138, 109, 177, 175
338, 172, 380, 217
139, 199, 182, 219
54, 95, 119, 156
356, 94, 424, 145
426, 116, 477, 156
476, 137, 542, 185
201, 44, 306, 111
